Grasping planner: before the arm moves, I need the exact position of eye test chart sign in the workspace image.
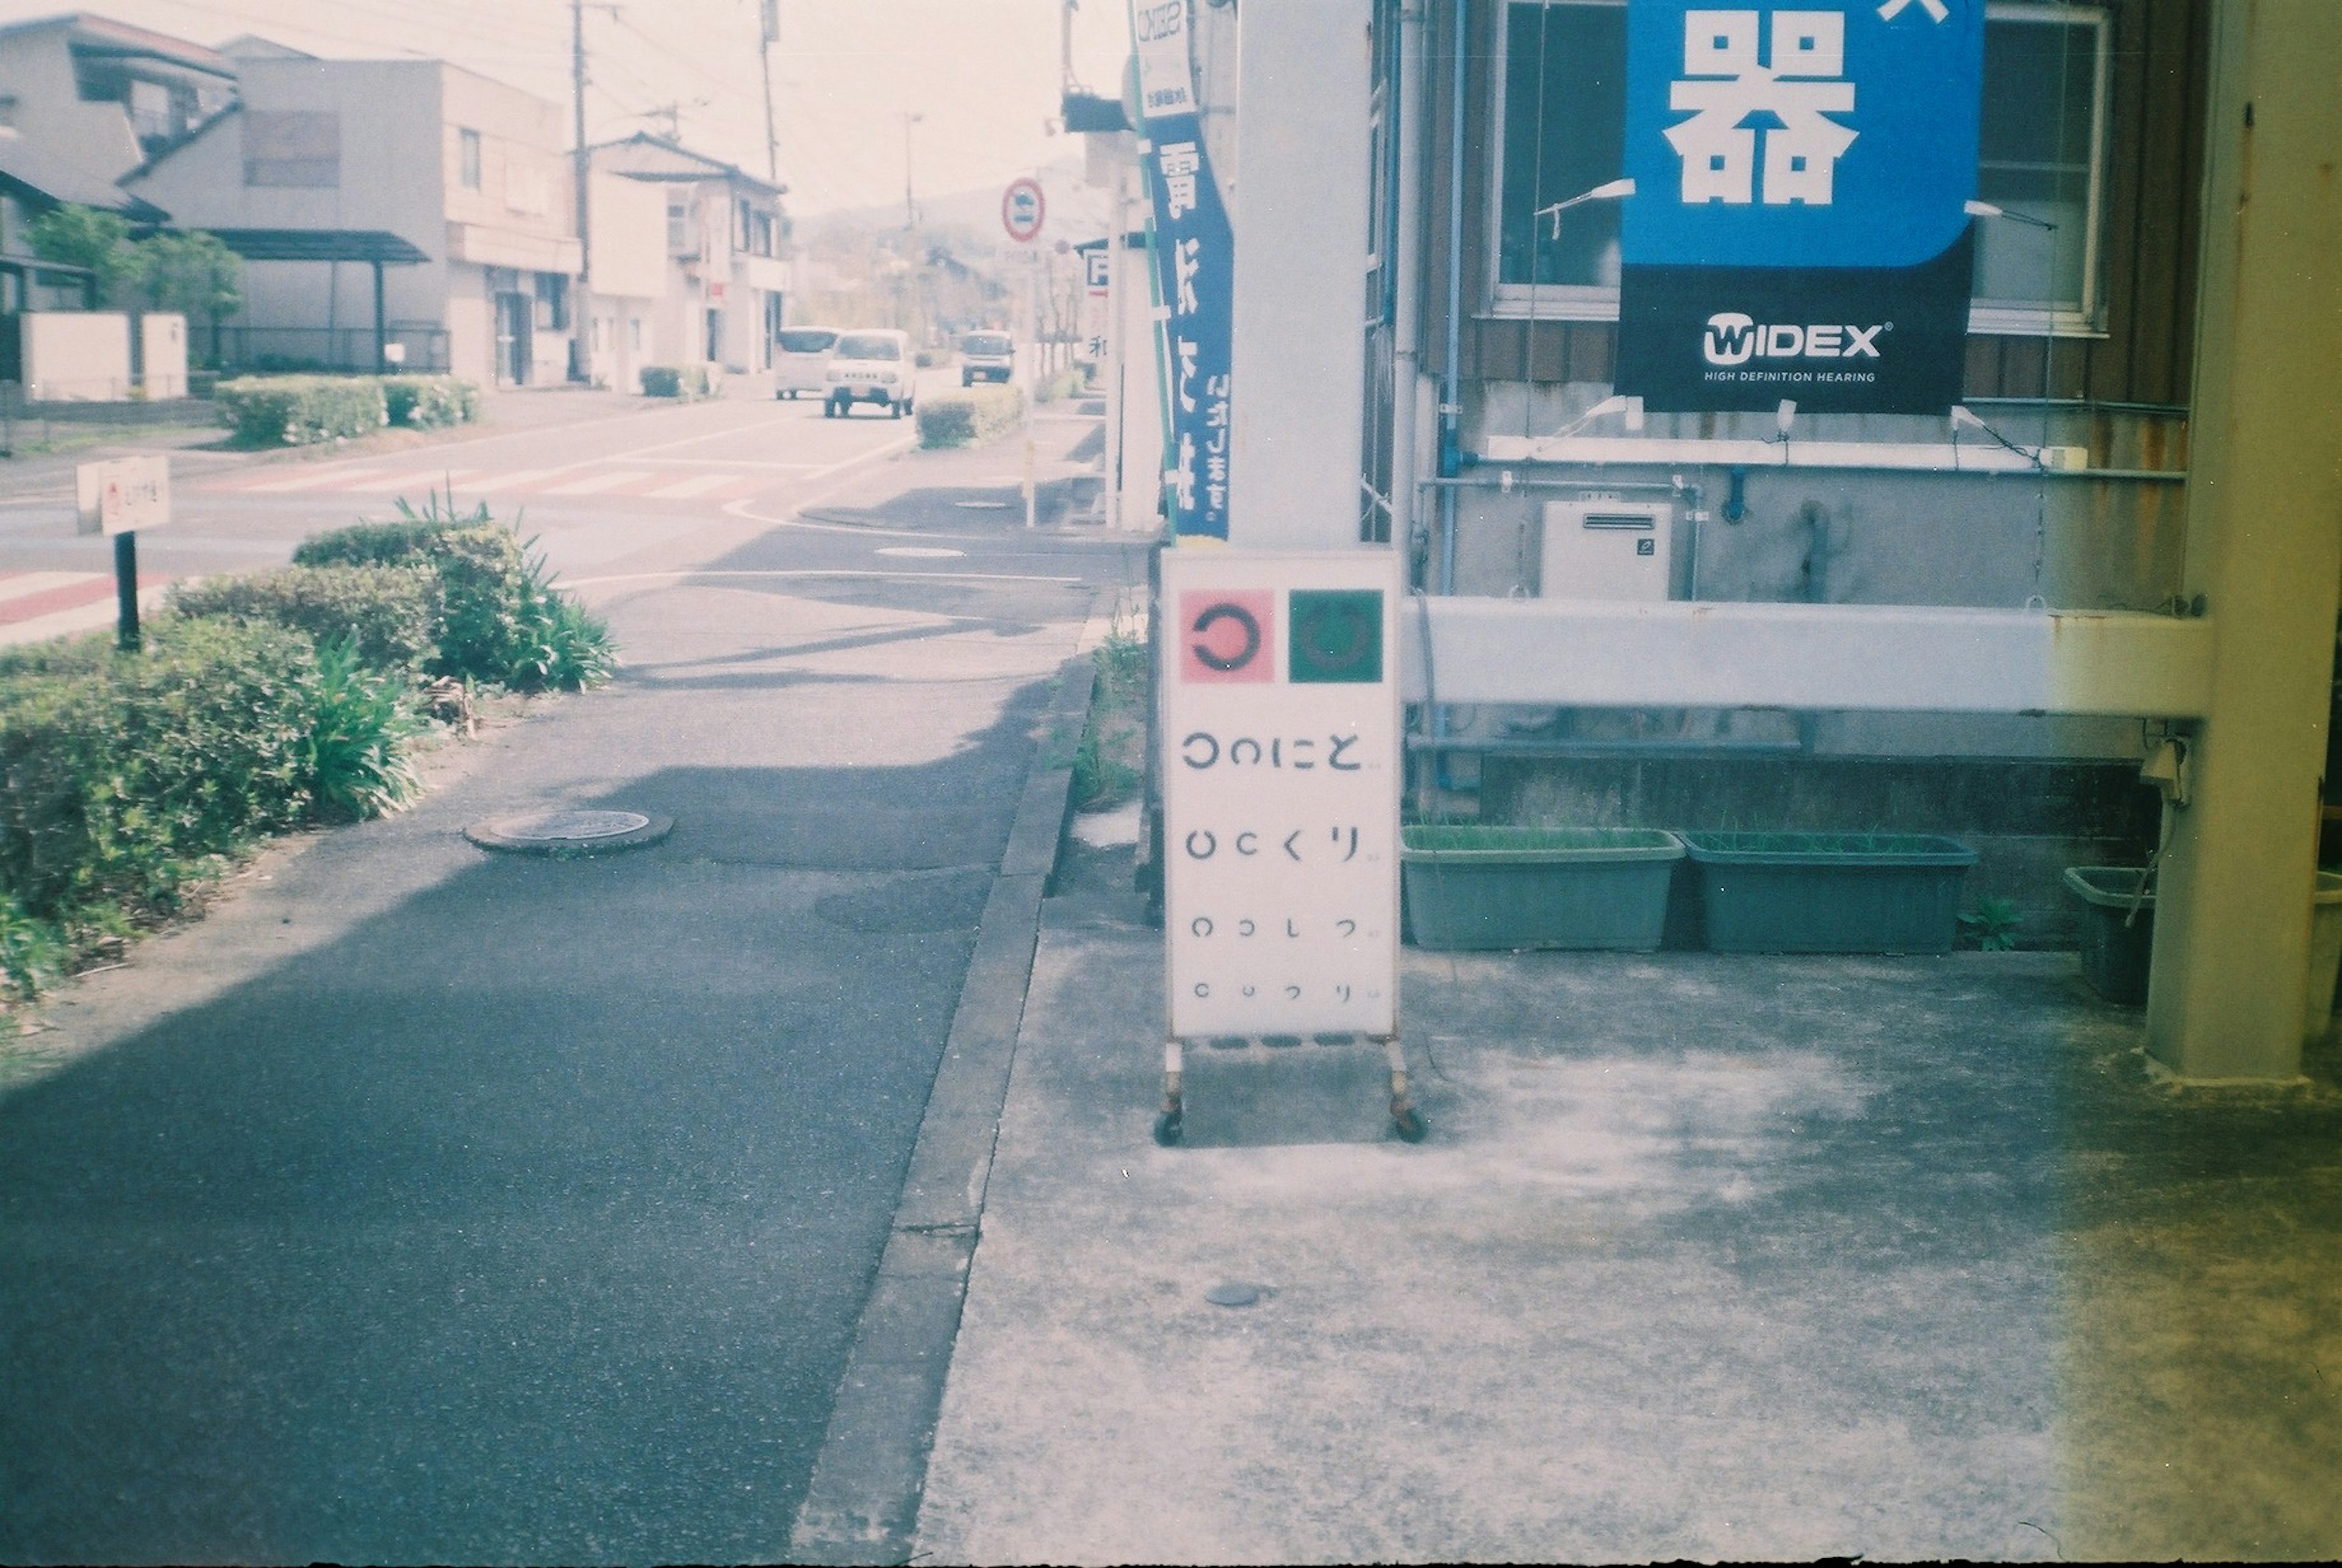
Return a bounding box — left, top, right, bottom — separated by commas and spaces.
1160, 549, 1402, 1040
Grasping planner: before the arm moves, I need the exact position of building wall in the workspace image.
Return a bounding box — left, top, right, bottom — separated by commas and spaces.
126, 59, 581, 388
0, 24, 144, 179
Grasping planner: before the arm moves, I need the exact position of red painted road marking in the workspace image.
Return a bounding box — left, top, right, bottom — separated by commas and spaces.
0, 574, 121, 625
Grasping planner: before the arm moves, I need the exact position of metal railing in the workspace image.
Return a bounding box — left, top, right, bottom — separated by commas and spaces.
0, 380, 220, 453
209, 325, 452, 375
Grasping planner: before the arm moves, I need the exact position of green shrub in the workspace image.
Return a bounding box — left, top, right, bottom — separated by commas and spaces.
215, 374, 389, 446
171, 564, 443, 672
640, 363, 718, 399
303, 635, 421, 820
0, 618, 323, 919
1033, 367, 1090, 403
293, 500, 615, 691
381, 374, 481, 429
917, 384, 1026, 449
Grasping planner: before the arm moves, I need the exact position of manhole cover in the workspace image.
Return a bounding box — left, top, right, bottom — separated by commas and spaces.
1205, 1283, 1262, 1308
465, 809, 673, 856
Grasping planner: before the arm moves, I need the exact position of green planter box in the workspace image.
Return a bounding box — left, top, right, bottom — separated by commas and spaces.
1681, 832, 1979, 954
2063, 865, 2155, 1004
1401, 826, 1684, 951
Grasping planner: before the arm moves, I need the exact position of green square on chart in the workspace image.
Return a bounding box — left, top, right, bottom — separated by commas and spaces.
1288, 590, 1383, 683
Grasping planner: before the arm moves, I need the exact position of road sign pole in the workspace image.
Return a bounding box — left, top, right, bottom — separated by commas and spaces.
113, 529, 140, 653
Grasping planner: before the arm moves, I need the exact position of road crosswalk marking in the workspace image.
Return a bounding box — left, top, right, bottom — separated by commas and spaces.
543, 470, 657, 496
643, 471, 737, 499
242, 467, 393, 493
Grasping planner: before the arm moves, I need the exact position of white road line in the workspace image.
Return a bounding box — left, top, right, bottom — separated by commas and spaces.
562, 568, 1083, 589
242, 467, 392, 493
460, 468, 571, 492
642, 471, 738, 499
0, 570, 96, 603
543, 470, 657, 496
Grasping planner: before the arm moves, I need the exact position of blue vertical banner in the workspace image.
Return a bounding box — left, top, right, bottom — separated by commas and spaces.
1130, 0, 1234, 539
1614, 1, 1986, 414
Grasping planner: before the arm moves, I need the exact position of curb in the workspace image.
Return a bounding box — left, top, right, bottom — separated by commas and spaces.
787, 612, 1102, 1565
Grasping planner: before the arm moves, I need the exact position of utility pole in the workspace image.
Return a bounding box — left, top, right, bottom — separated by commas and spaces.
759, 0, 781, 184
901, 111, 922, 229
570, 0, 593, 382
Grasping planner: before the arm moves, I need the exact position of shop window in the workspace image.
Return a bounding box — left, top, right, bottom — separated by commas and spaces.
1490, 0, 2108, 334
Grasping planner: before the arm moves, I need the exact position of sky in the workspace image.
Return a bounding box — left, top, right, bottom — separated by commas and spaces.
2, 0, 1133, 213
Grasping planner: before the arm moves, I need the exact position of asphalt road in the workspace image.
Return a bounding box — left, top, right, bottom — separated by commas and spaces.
0, 379, 1148, 1561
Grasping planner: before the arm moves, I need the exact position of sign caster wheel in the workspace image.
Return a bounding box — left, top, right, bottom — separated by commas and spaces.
1391, 1106, 1427, 1144
1153, 1109, 1184, 1147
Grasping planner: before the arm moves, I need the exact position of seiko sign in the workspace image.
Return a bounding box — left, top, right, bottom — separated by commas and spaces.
1701, 314, 1885, 367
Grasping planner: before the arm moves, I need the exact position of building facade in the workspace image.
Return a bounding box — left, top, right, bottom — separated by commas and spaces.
588, 133, 789, 380
124, 43, 581, 387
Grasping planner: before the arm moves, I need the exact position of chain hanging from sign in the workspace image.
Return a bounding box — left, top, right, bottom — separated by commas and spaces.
1613, 1, 1986, 415
1126, 0, 1234, 540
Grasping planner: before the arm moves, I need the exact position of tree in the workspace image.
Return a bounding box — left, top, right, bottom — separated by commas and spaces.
26, 204, 138, 307
134, 230, 244, 340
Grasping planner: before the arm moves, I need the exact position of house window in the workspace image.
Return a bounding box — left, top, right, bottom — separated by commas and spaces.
629, 317, 642, 352
667, 199, 692, 255
534, 272, 569, 331
243, 110, 340, 188
459, 128, 482, 190
1489, 0, 2108, 335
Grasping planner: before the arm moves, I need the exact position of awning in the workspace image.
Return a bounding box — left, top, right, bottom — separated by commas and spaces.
204, 229, 432, 265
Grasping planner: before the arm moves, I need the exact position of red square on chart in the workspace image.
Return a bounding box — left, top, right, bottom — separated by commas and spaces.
1178, 590, 1275, 683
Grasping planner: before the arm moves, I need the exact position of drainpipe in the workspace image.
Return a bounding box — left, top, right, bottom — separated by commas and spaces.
1438, 0, 1468, 598
1388, 0, 1427, 561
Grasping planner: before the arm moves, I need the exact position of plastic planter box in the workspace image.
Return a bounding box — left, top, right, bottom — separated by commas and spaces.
1681, 832, 1979, 954
2063, 865, 2155, 1004
1401, 826, 1684, 951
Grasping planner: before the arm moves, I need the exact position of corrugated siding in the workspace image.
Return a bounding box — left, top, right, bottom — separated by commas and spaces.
1425, 0, 2211, 409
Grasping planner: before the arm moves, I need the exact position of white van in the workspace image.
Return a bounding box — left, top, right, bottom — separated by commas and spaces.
824, 329, 915, 419
960, 330, 1015, 385
773, 327, 839, 400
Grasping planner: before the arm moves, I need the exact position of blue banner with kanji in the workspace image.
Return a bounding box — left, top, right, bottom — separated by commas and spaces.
1129, 0, 1233, 539
1614, 0, 1986, 414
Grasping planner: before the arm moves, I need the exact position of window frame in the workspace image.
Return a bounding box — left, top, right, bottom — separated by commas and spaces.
458, 127, 482, 192
1483, 0, 2111, 338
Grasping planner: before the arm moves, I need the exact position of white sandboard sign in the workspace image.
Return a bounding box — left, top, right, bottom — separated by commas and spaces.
1159, 548, 1402, 1039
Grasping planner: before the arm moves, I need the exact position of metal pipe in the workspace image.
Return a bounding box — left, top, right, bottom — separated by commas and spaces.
1387, 0, 1427, 556
1438, 0, 1467, 596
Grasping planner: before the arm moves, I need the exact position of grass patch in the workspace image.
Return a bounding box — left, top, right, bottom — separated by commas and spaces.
1071, 621, 1148, 811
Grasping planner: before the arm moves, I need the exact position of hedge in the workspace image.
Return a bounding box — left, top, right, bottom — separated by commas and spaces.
171, 564, 444, 673
382, 374, 482, 429
292, 515, 613, 691
0, 618, 413, 923
215, 375, 389, 446
917, 384, 1026, 449
640, 363, 719, 399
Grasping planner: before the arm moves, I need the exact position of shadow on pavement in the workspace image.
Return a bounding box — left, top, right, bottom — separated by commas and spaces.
0, 684, 1056, 1565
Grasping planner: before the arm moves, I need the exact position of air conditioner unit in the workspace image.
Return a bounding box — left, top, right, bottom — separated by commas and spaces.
1539, 498, 1673, 602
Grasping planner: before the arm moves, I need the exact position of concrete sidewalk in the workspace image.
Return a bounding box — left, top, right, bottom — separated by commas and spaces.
916, 834, 2342, 1564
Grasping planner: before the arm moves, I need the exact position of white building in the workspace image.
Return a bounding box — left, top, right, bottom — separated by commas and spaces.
588, 133, 789, 379
124, 41, 581, 388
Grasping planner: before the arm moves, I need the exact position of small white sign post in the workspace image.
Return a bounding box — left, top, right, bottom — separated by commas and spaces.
75, 454, 170, 651
1156, 546, 1416, 1144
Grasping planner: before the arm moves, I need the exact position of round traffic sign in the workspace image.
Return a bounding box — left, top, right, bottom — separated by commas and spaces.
1001, 177, 1046, 244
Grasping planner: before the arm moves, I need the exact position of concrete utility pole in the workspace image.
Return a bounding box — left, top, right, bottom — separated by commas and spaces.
2144, 0, 2342, 1079
1227, 1, 1374, 548
571, 0, 593, 382
901, 112, 923, 229
759, 0, 781, 184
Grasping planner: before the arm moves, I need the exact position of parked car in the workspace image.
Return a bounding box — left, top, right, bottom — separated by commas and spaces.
960, 330, 1014, 386
773, 326, 839, 399
825, 329, 915, 419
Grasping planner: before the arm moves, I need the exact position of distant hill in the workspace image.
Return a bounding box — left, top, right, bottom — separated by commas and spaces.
797, 155, 1119, 251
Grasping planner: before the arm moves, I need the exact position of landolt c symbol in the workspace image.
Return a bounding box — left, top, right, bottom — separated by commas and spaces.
1190, 602, 1261, 673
